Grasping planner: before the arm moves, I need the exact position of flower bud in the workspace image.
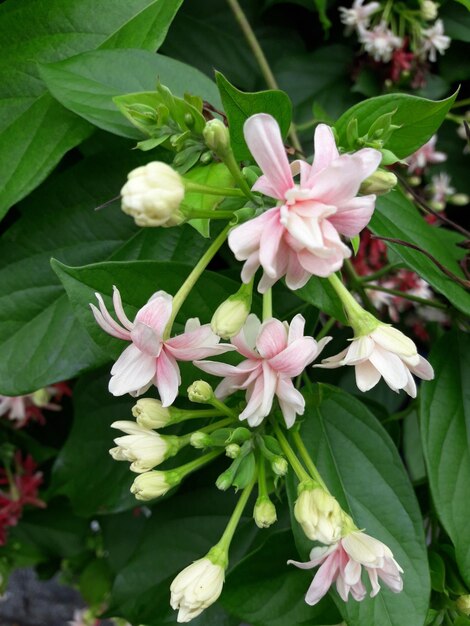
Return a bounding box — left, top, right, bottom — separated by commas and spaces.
421, 0, 438, 20
253, 496, 277, 529
429, 200, 445, 211
449, 193, 469, 206
294, 485, 343, 544
121, 162, 185, 228
271, 456, 288, 476
110, 421, 178, 473
360, 169, 397, 195
408, 175, 422, 187
203, 119, 231, 157
187, 380, 214, 404
170, 556, 225, 622
132, 398, 171, 429
211, 282, 252, 339
130, 470, 173, 501
190, 431, 212, 449
225, 443, 240, 459
457, 595, 470, 616
31, 388, 51, 407
216, 469, 233, 491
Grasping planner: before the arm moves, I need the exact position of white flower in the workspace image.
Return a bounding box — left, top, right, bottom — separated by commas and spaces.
358, 22, 403, 63
407, 135, 447, 173
421, 19, 450, 62
318, 325, 434, 397
110, 420, 176, 473
130, 470, 172, 500
339, 0, 381, 30
121, 162, 185, 227
294, 486, 344, 544
428, 172, 455, 205
170, 557, 225, 622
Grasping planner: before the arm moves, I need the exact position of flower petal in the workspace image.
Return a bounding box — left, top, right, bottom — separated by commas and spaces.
134, 291, 173, 338
306, 123, 340, 182
328, 195, 376, 238
368, 345, 409, 391
355, 360, 382, 392
165, 324, 234, 361
109, 344, 156, 396
156, 349, 181, 407
276, 377, 305, 428
269, 337, 318, 376
256, 319, 288, 359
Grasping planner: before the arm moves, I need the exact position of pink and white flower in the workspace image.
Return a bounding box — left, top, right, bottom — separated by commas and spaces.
196, 314, 330, 427
406, 135, 447, 173
358, 22, 403, 63
318, 325, 434, 397
228, 114, 381, 292
0, 384, 69, 428
339, 0, 381, 31
91, 287, 233, 404
421, 19, 450, 62
428, 172, 455, 206
289, 531, 403, 605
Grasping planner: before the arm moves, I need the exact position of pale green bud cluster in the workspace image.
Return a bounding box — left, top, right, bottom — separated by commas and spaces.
211, 281, 253, 339
294, 483, 344, 544
360, 169, 397, 195
254, 496, 277, 529
188, 380, 214, 404
203, 119, 231, 157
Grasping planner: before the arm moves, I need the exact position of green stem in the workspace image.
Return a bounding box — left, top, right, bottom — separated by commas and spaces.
222, 147, 257, 200
184, 182, 245, 197
216, 479, 255, 552
164, 223, 231, 338
225, 0, 302, 153
327, 273, 379, 336
170, 408, 223, 424
185, 210, 235, 220
179, 417, 236, 447
316, 316, 336, 340
344, 259, 376, 313
362, 283, 447, 310
291, 431, 328, 491
209, 396, 239, 420
451, 97, 470, 109
358, 263, 398, 283
271, 421, 310, 482
257, 455, 269, 499
262, 288, 272, 321
177, 449, 224, 478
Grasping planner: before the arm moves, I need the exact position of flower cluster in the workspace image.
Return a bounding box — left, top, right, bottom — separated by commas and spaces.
88, 111, 438, 622
0, 383, 71, 428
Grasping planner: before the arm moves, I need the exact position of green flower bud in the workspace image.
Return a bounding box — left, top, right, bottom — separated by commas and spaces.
216, 468, 233, 491
187, 380, 214, 404
360, 170, 397, 195
211, 282, 252, 339
132, 398, 171, 429
271, 456, 288, 476
31, 388, 51, 407
130, 470, 174, 500
203, 119, 231, 156
457, 595, 470, 615
225, 443, 240, 459
449, 193, 469, 206
190, 431, 212, 449
421, 0, 438, 20
408, 176, 422, 187
253, 496, 277, 529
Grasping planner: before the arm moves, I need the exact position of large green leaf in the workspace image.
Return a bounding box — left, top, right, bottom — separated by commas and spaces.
334, 92, 457, 158
216, 72, 292, 161
420, 331, 470, 586
50, 370, 135, 516
52, 260, 241, 357
290, 385, 429, 626
222, 531, 341, 626
40, 49, 221, 139
441, 2, 470, 42
370, 190, 470, 316
0, 0, 183, 218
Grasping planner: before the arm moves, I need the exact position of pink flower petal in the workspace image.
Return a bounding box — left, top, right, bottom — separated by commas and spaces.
228, 208, 276, 261
256, 319, 288, 359
156, 349, 181, 407
355, 360, 382, 392
195, 359, 259, 379
276, 377, 305, 427
369, 346, 409, 391
287, 314, 306, 343
329, 195, 376, 238
112, 286, 134, 330
408, 355, 434, 381
269, 337, 318, 376
109, 344, 156, 396
134, 291, 173, 339
306, 124, 340, 182
304, 551, 340, 606
165, 324, 234, 361
285, 254, 311, 290
90, 302, 131, 341
231, 314, 261, 358
244, 113, 294, 199
259, 210, 286, 277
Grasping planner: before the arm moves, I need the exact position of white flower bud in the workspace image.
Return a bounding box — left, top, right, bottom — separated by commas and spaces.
110, 420, 178, 473
211, 283, 252, 339
253, 496, 277, 529
130, 470, 173, 501
121, 162, 185, 228
271, 456, 288, 476
31, 388, 51, 407
190, 431, 212, 449
449, 193, 469, 206
132, 398, 171, 429
294, 486, 344, 544
421, 0, 438, 20
225, 443, 240, 459
360, 169, 397, 195
203, 119, 231, 156
187, 381, 213, 404
170, 556, 225, 623
457, 595, 470, 616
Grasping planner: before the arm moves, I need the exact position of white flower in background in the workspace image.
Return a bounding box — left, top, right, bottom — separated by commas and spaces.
170, 557, 225, 622
121, 162, 185, 227
428, 172, 455, 206
358, 22, 403, 63
421, 19, 450, 62
294, 486, 344, 544
406, 135, 447, 173
318, 325, 434, 397
339, 0, 381, 30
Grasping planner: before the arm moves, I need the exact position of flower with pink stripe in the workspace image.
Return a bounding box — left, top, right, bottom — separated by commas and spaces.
91, 287, 234, 405
228, 114, 381, 292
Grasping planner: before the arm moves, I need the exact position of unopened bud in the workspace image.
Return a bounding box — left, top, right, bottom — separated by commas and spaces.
225, 443, 240, 459
408, 175, 422, 187
421, 0, 438, 20
449, 193, 469, 206
31, 388, 51, 407
110, 421, 179, 473
211, 283, 252, 339
271, 456, 288, 476
121, 162, 185, 228
132, 398, 171, 429
203, 119, 231, 156
429, 200, 445, 211
360, 169, 397, 195
130, 470, 174, 501
216, 469, 233, 491
457, 595, 470, 615
190, 431, 212, 449
187, 380, 214, 404
294, 485, 343, 544
253, 496, 277, 529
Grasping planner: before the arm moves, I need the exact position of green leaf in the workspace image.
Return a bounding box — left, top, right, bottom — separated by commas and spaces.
184, 163, 235, 236
222, 531, 341, 626
0, 0, 183, 218
290, 385, 429, 626
52, 260, 241, 357
294, 277, 348, 324
420, 331, 470, 587
370, 189, 470, 316
403, 409, 426, 484
79, 558, 113, 606
40, 49, 221, 139
50, 370, 135, 516
215, 72, 292, 161
441, 2, 470, 42
335, 92, 458, 159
